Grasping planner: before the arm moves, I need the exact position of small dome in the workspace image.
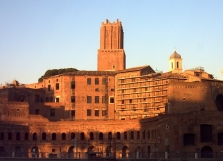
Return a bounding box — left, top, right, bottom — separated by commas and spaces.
170, 50, 181, 59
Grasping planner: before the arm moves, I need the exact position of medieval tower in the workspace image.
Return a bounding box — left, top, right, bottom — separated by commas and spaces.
97, 19, 126, 71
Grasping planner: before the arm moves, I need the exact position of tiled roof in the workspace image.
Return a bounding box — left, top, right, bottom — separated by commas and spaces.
62, 70, 116, 76
116, 65, 152, 73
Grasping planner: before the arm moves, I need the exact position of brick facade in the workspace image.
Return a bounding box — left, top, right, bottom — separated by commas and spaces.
0, 19, 223, 159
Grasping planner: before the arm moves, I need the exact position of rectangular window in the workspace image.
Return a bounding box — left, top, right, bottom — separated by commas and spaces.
121, 79, 124, 83
95, 78, 99, 85
102, 110, 107, 116
184, 134, 195, 146
130, 99, 132, 103
111, 88, 114, 91
102, 78, 107, 85
50, 109, 55, 117
35, 109, 39, 115
71, 81, 75, 89
132, 78, 135, 82
87, 109, 91, 116
71, 110, 75, 117
95, 110, 99, 117
218, 133, 223, 145
87, 78, 91, 85
95, 96, 99, 103
200, 124, 212, 142
95, 88, 99, 91
109, 97, 114, 103
87, 96, 92, 103
71, 96, 75, 103
102, 96, 107, 103
122, 89, 124, 93
55, 97, 60, 102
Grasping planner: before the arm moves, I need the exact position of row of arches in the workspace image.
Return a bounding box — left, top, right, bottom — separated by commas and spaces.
0, 130, 158, 141
0, 145, 215, 158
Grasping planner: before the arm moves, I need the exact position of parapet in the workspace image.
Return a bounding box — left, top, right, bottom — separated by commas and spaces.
102, 19, 122, 25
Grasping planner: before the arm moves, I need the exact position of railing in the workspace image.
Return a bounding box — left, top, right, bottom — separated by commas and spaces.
1, 151, 223, 159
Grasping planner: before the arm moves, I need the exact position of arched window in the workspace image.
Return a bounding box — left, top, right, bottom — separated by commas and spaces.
99, 132, 103, 140
48, 85, 51, 91
108, 132, 112, 140
142, 130, 145, 139
148, 130, 150, 139
137, 131, 140, 139
130, 131, 134, 140
56, 83, 59, 90
71, 133, 75, 140
24, 132, 29, 140
42, 132, 46, 140
33, 133, 37, 140
52, 133, 56, 140
116, 132, 121, 140
124, 132, 127, 140
90, 132, 94, 140
80, 132, 85, 140
61, 133, 66, 140
16, 132, 20, 140
0, 132, 4, 140
8, 132, 12, 140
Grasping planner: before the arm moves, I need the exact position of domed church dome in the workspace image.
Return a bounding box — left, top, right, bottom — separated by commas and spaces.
169, 50, 181, 59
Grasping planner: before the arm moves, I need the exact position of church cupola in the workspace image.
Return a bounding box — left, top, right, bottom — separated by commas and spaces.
169, 49, 183, 73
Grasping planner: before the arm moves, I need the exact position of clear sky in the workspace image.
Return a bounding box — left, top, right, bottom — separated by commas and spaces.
0, 0, 223, 85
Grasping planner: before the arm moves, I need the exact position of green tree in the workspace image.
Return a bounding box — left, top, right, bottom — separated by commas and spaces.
38, 68, 78, 82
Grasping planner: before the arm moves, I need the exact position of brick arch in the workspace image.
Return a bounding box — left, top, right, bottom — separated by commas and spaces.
99, 132, 103, 140
216, 94, 223, 111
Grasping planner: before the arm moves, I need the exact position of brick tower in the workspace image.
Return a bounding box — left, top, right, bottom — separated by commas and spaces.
97, 19, 126, 71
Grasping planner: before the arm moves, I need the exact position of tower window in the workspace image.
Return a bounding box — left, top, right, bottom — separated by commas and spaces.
102, 96, 107, 103
95, 78, 99, 85
95, 96, 99, 103
171, 62, 173, 69
177, 62, 179, 68
102, 78, 107, 85
87, 96, 92, 103
87, 78, 91, 85
71, 96, 75, 102
71, 81, 75, 89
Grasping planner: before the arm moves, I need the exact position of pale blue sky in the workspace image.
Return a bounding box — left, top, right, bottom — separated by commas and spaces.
0, 0, 223, 84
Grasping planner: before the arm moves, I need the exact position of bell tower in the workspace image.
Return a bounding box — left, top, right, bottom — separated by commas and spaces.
97, 19, 126, 71
169, 49, 183, 73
